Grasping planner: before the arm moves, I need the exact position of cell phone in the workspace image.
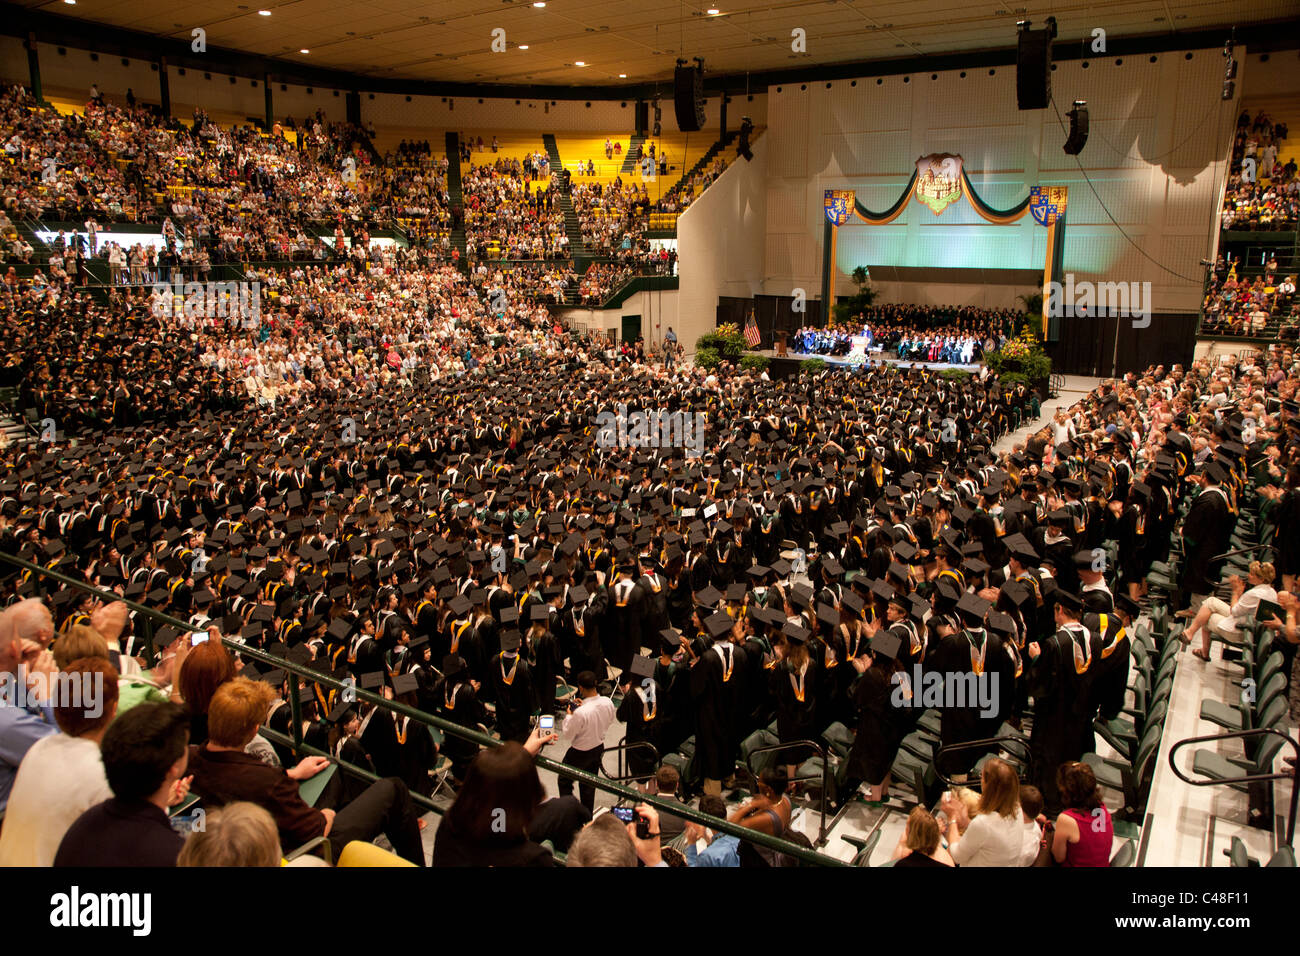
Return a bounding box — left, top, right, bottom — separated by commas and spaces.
191, 632, 209, 646
537, 714, 555, 736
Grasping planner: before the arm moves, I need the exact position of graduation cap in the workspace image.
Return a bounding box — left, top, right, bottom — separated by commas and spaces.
955, 592, 991, 625
725, 582, 748, 603
1004, 533, 1039, 564
500, 629, 522, 652
628, 655, 656, 679
841, 591, 866, 615
659, 627, 683, 648
816, 602, 839, 622
391, 672, 419, 696
892, 539, 918, 563
1055, 589, 1083, 613
529, 604, 551, 622
1073, 550, 1100, 570
442, 654, 467, 677
704, 610, 735, 639
327, 701, 357, 724
869, 630, 901, 660
782, 620, 811, 644
360, 671, 385, 690
1115, 593, 1141, 618
1201, 460, 1229, 484
986, 610, 1016, 638
498, 606, 520, 625
695, 585, 723, 608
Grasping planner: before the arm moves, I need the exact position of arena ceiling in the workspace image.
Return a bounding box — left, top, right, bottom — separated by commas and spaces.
12, 0, 1300, 88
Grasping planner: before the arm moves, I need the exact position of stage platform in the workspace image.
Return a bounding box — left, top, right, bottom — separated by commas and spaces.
755, 349, 982, 376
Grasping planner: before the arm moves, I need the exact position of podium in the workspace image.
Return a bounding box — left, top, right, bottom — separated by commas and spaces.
776, 331, 787, 357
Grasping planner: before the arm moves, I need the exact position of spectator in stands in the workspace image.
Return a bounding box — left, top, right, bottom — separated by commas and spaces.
186, 677, 426, 864
567, 811, 637, 866
176, 637, 238, 746
891, 807, 954, 867
1018, 784, 1046, 866
644, 764, 688, 839
941, 757, 1024, 866
433, 727, 590, 866
684, 795, 740, 867
53, 701, 192, 867
1049, 762, 1113, 867
1181, 560, 1277, 661
0, 597, 59, 811
0, 658, 118, 866
177, 802, 282, 867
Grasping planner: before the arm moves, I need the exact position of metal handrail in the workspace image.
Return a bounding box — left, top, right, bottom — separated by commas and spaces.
1167, 726, 1299, 845
933, 734, 1034, 789
744, 739, 830, 844
0, 549, 843, 866
602, 739, 661, 784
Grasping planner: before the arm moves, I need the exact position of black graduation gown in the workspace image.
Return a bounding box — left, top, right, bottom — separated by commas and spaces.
929, 627, 1008, 776
770, 658, 820, 764
395, 714, 438, 797
846, 666, 904, 785
605, 578, 646, 675
1027, 622, 1098, 813
655, 658, 693, 753
360, 708, 402, 779
487, 652, 536, 743
616, 681, 663, 777
689, 643, 742, 780
436, 678, 486, 779
1084, 611, 1131, 722
336, 736, 376, 805
1180, 487, 1234, 596
530, 630, 563, 713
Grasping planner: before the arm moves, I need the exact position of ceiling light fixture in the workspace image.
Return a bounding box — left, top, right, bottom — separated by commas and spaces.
258, 8, 271, 14
533, 1, 545, 6
519, 44, 529, 49
575, 61, 586, 66
707, 8, 720, 14
63, 0, 76, 5
619, 73, 627, 78
300, 48, 309, 53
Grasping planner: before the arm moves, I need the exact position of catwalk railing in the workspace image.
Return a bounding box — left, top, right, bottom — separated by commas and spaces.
0, 550, 844, 867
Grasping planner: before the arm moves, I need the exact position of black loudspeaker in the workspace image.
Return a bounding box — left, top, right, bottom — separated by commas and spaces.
1016, 27, 1051, 109
674, 63, 706, 132
635, 101, 649, 135
1063, 101, 1089, 154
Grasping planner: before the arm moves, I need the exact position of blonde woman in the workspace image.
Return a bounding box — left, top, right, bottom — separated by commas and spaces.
1181, 561, 1277, 661
941, 757, 1024, 866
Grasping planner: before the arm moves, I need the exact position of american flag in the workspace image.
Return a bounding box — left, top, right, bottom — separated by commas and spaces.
744, 312, 762, 348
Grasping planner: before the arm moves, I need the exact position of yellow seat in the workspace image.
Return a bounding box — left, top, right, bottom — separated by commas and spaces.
337, 840, 417, 868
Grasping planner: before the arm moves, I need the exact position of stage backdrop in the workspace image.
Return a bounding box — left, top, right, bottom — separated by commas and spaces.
763, 50, 1240, 314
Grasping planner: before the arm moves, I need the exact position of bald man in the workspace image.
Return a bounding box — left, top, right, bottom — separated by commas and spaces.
1, 598, 60, 810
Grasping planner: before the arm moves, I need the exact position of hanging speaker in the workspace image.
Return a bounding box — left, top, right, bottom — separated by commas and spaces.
674, 61, 706, 132
1016, 25, 1051, 110
1063, 101, 1089, 155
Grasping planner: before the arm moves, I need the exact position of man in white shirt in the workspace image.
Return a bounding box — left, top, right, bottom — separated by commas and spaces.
0, 658, 117, 866
558, 671, 616, 812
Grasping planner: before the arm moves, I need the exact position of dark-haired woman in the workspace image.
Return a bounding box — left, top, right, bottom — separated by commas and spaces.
1050, 761, 1113, 867
432, 727, 588, 867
